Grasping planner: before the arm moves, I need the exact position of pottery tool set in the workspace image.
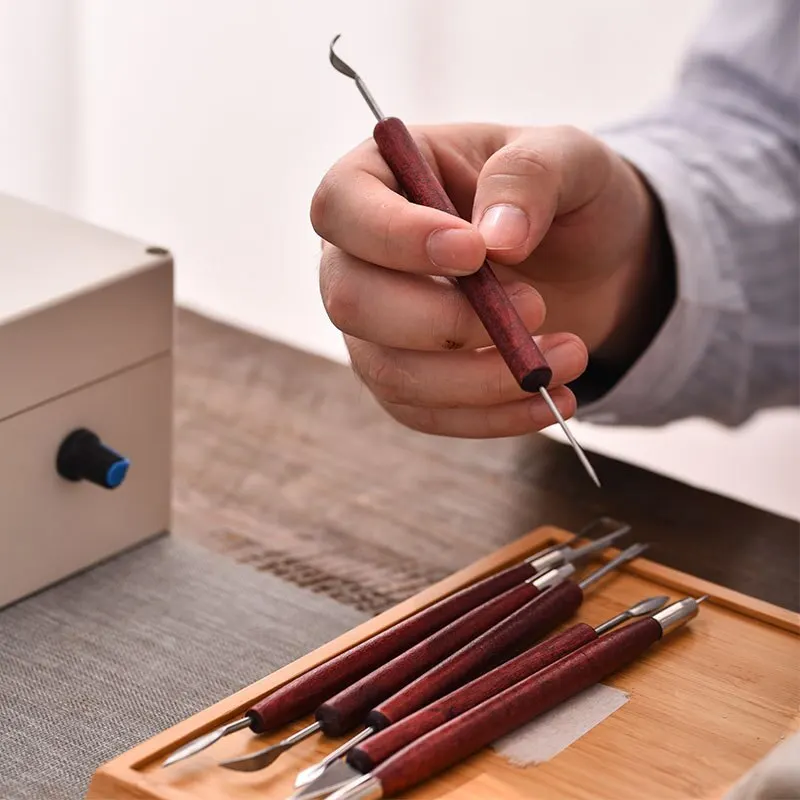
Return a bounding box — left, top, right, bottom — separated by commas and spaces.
87, 521, 799, 799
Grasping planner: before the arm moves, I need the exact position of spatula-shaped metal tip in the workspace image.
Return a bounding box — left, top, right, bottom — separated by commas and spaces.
219, 743, 287, 772
161, 717, 251, 767
628, 595, 670, 616
294, 728, 375, 788
290, 759, 364, 800
219, 720, 322, 772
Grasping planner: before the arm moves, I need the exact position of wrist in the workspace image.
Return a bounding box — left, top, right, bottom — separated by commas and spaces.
591, 163, 676, 372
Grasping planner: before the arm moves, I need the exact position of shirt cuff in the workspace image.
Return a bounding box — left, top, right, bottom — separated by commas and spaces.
573, 125, 745, 426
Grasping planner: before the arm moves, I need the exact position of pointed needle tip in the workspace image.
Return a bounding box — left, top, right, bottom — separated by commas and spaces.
696, 594, 710, 604
537, 386, 600, 488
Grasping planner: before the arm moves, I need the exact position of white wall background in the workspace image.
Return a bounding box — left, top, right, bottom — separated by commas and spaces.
1, 0, 798, 520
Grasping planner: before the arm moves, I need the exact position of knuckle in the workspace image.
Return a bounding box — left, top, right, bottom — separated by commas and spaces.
550, 123, 584, 143
478, 365, 509, 405
434, 290, 468, 351
319, 258, 358, 332
492, 144, 551, 181
310, 172, 337, 239
350, 343, 402, 401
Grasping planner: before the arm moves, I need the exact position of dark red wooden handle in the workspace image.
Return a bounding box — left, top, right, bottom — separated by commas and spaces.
373, 617, 663, 797
367, 580, 583, 731
350, 621, 595, 774
373, 117, 552, 393
246, 559, 535, 732
314, 580, 544, 736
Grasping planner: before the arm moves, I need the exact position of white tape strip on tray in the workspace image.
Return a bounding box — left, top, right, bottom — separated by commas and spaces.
491, 684, 629, 767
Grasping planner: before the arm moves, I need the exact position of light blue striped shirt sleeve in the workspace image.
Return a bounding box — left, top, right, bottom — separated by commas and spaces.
577, 0, 799, 428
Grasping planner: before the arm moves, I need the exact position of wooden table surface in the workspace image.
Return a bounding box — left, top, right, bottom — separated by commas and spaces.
172, 309, 799, 615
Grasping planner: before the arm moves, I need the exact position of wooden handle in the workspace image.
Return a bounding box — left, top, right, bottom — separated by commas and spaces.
349, 622, 594, 773
373, 117, 552, 392
315, 580, 544, 736
373, 618, 662, 796
246, 559, 535, 732
367, 581, 583, 731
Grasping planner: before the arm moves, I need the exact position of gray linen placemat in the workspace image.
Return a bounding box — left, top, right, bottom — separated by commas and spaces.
0, 535, 367, 800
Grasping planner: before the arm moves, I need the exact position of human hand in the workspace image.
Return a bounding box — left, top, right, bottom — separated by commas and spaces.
312, 123, 661, 437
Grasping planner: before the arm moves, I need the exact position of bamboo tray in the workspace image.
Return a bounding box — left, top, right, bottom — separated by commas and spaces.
87, 525, 800, 800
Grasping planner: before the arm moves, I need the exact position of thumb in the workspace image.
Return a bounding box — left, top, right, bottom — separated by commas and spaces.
473, 125, 608, 265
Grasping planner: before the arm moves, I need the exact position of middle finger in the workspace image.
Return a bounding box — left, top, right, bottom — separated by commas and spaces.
321, 245, 546, 352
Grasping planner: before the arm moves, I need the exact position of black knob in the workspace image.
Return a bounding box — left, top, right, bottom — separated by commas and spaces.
56, 428, 131, 490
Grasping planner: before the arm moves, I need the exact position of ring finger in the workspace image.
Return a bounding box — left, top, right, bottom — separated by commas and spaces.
346, 331, 588, 409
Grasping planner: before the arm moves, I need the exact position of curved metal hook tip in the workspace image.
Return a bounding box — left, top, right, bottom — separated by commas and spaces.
329, 34, 357, 79
328, 34, 384, 121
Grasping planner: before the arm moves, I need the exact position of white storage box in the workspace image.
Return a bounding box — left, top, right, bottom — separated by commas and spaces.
0, 193, 173, 609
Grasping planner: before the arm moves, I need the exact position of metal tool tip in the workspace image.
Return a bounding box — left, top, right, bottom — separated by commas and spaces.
218, 753, 270, 773
696, 594, 710, 604
634, 595, 671, 614
623, 542, 649, 558
537, 387, 600, 487
160, 734, 218, 767
218, 742, 289, 772
329, 34, 355, 79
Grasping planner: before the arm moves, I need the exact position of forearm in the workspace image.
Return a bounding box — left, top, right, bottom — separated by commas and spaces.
589, 164, 677, 379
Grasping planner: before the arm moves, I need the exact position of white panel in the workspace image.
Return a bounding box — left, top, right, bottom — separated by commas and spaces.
0, 355, 173, 609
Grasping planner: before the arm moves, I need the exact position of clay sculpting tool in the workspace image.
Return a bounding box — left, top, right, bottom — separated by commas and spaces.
161, 520, 628, 767
291, 594, 664, 796
220, 543, 647, 774
328, 34, 600, 489
324, 596, 708, 800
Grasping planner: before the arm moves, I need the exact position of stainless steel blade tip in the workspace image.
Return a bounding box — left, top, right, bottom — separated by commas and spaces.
290, 760, 363, 799
294, 762, 326, 788
568, 525, 631, 562
632, 595, 670, 615
161, 730, 223, 767
623, 542, 649, 560
219, 744, 285, 772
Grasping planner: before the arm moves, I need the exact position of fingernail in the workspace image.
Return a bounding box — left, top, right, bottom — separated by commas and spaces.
478, 204, 529, 250
427, 228, 481, 273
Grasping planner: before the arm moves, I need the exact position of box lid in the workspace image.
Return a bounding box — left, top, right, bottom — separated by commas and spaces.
0, 193, 173, 420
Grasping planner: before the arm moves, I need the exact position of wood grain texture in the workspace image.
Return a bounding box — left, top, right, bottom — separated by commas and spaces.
354, 623, 596, 772
374, 619, 663, 797
367, 581, 584, 730
169, 310, 799, 615
314, 581, 545, 736
247, 559, 537, 732
86, 526, 800, 800
373, 117, 552, 392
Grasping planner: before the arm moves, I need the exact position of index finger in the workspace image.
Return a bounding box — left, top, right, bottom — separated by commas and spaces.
310, 138, 486, 276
